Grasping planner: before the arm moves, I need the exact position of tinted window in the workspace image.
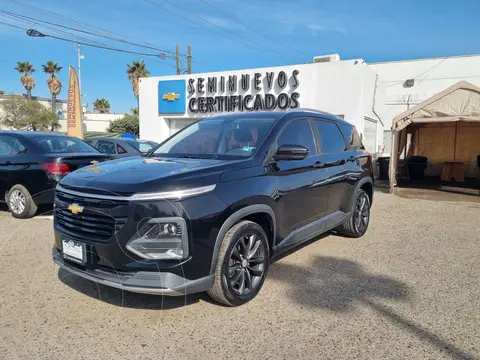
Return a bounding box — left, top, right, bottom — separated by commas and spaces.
0, 135, 27, 156
277, 119, 316, 156
153, 117, 277, 159
117, 144, 127, 154
341, 124, 364, 150
34, 136, 96, 153
125, 140, 156, 154
315, 120, 347, 153
96, 141, 116, 155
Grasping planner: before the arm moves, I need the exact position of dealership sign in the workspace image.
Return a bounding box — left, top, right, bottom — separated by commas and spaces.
158, 70, 300, 115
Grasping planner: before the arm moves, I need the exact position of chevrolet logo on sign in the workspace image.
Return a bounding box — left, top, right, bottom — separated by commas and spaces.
68, 203, 84, 215
162, 92, 180, 101
158, 80, 186, 114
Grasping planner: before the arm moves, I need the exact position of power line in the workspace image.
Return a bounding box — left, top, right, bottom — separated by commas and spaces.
198, 0, 307, 56
0, 10, 183, 57
4, 0, 182, 56
159, 0, 302, 62
0, 21, 179, 70
385, 57, 449, 88
2, 0, 213, 73
0, 19, 24, 30
143, 0, 300, 63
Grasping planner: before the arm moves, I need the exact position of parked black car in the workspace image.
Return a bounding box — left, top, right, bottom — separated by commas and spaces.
85, 138, 158, 158
52, 109, 374, 306
0, 131, 112, 218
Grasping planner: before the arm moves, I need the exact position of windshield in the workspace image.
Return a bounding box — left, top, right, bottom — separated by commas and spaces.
34, 136, 98, 153
125, 139, 158, 154
151, 116, 277, 159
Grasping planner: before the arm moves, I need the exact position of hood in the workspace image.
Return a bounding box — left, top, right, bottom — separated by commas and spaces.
60, 156, 244, 194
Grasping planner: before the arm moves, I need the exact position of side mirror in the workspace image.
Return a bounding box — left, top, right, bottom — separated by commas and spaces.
273, 144, 309, 161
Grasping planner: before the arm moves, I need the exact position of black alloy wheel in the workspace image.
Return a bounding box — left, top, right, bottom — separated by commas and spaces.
335, 188, 371, 238
354, 191, 370, 234
208, 220, 270, 306
227, 233, 266, 296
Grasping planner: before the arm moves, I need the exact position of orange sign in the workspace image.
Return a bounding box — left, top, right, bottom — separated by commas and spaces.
67, 65, 83, 139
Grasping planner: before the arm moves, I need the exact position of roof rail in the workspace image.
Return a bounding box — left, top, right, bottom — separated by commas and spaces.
287, 107, 341, 119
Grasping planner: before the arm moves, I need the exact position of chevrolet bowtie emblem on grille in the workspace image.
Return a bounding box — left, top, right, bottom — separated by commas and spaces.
68, 203, 84, 215
162, 92, 180, 101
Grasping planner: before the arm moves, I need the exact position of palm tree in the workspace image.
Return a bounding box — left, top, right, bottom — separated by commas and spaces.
126, 60, 150, 106
14, 61, 36, 99
42, 61, 63, 111
93, 98, 111, 113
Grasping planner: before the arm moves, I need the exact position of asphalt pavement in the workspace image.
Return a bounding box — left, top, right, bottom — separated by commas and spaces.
0, 191, 478, 359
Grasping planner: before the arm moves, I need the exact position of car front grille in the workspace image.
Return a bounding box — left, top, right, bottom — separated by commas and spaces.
55, 208, 128, 242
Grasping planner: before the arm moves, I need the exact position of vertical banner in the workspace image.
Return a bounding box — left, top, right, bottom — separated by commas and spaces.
67, 65, 83, 139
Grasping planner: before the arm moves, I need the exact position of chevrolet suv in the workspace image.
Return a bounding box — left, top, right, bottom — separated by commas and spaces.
52, 109, 374, 306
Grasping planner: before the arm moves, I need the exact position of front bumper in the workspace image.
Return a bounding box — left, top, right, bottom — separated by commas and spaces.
52, 247, 214, 296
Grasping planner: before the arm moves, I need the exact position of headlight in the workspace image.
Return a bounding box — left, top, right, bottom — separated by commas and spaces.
126, 217, 189, 260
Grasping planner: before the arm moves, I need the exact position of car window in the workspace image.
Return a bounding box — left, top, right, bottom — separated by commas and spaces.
125, 140, 156, 154
117, 144, 127, 154
152, 117, 277, 159
315, 120, 347, 153
0, 135, 27, 156
340, 124, 365, 150
96, 141, 116, 155
34, 136, 97, 153
276, 119, 316, 157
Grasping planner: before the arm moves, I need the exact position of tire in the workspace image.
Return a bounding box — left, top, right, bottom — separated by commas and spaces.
207, 220, 270, 306
7, 184, 38, 219
335, 188, 371, 238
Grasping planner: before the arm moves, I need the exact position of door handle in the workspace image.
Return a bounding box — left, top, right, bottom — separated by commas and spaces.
313, 161, 325, 168
5, 161, 11, 165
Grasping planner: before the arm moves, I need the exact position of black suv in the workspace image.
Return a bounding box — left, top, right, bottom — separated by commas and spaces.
52, 109, 373, 306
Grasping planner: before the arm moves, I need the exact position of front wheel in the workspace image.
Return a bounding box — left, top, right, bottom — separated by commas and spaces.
335, 189, 371, 238
208, 220, 270, 306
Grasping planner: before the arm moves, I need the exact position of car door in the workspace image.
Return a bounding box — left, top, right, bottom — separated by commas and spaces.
268, 118, 329, 244
313, 119, 354, 216
0, 135, 27, 201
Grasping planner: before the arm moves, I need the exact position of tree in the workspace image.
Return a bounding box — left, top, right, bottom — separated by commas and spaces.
93, 98, 111, 113
107, 108, 139, 135
0, 95, 59, 131
126, 60, 149, 106
42, 61, 63, 111
14, 61, 36, 100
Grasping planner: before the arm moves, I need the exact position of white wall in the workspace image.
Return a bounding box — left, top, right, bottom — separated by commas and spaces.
57, 113, 124, 133
370, 54, 480, 129
139, 59, 385, 144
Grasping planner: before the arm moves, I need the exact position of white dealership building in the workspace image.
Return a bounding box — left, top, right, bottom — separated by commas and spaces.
139, 55, 386, 155
139, 53, 480, 157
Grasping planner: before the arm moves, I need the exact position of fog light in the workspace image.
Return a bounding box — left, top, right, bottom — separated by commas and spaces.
127, 217, 188, 260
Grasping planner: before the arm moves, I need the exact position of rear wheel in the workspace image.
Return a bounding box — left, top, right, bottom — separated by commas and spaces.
7, 185, 37, 219
335, 189, 370, 238
208, 220, 270, 306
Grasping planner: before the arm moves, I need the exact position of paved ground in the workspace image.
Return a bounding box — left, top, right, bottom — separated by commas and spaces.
0, 191, 479, 360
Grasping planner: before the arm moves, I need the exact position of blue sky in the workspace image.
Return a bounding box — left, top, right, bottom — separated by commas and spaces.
1, 0, 479, 113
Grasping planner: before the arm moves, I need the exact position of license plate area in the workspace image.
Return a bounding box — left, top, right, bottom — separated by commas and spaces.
62, 238, 86, 264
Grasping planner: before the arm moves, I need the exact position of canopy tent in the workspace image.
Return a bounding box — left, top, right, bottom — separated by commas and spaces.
389, 81, 480, 192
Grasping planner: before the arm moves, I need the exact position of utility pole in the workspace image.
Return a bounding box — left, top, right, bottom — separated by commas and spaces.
187, 45, 192, 74
76, 44, 84, 98
175, 45, 181, 75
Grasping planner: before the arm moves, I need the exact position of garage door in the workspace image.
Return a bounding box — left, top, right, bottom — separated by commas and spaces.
363, 118, 378, 154
169, 119, 194, 136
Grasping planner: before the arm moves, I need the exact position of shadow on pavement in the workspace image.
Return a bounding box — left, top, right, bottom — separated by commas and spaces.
269, 256, 475, 360
58, 267, 209, 310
